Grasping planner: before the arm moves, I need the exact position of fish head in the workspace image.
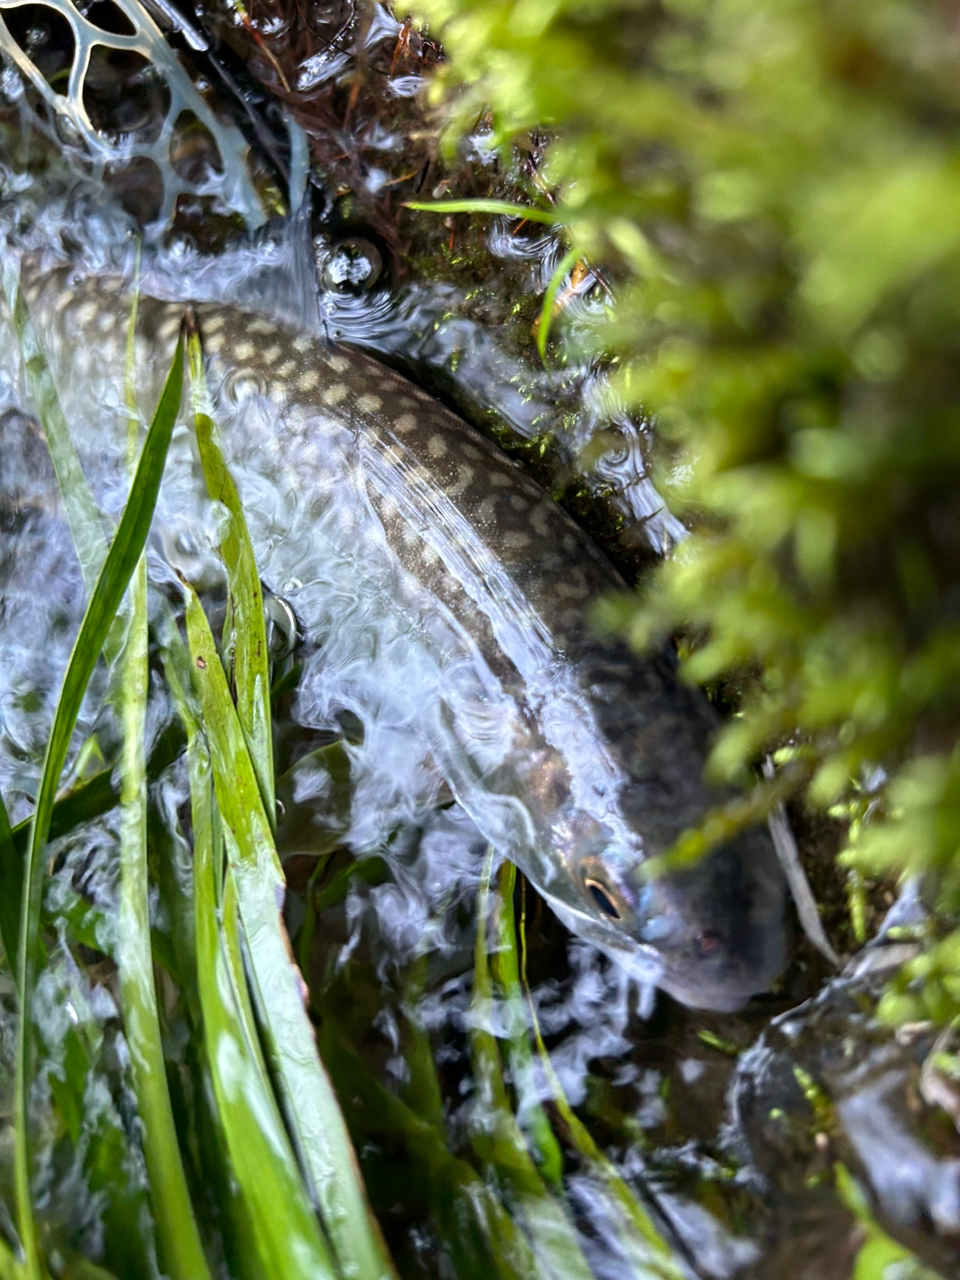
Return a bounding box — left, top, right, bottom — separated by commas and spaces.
522, 640, 789, 1012
543, 807, 787, 1013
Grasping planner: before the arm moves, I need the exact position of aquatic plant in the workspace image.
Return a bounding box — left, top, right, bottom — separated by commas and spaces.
0, 285, 394, 1278
413, 0, 960, 1020
3, 1, 957, 1272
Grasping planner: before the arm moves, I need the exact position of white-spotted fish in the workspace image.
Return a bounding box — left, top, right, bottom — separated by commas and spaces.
13, 260, 786, 1012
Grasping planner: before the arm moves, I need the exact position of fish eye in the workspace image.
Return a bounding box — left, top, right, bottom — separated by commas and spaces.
584, 877, 622, 921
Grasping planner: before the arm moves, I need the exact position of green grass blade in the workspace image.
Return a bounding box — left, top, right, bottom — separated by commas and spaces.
1, 262, 141, 971
181, 579, 397, 1280
0, 791, 18, 971
405, 199, 559, 225
536, 246, 580, 364
9, 724, 185, 866
398, 955, 446, 1133
517, 887, 686, 1280
171, 671, 338, 1280
471, 852, 595, 1280
317, 1024, 542, 1280
13, 330, 184, 1280
188, 332, 275, 824
835, 1163, 944, 1280
116, 530, 212, 1275
57, 1252, 122, 1280
0, 1209, 23, 1279
490, 864, 564, 1191
117, 251, 211, 1280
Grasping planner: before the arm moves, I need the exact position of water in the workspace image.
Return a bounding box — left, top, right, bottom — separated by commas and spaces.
0, 14, 953, 1279
0, 191, 763, 1278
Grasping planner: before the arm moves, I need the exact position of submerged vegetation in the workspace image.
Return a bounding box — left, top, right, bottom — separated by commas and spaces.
2, 1, 960, 1277
415, 0, 960, 1021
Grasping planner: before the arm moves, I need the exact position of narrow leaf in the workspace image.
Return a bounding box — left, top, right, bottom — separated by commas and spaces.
116, 453, 212, 1275
4, 266, 108, 593
0, 792, 18, 971
518, 885, 687, 1279
490, 863, 564, 1191
405, 198, 559, 224
318, 1023, 541, 1280
13, 329, 184, 1279
171, 665, 337, 1280
188, 332, 275, 823
536, 246, 580, 363
9, 724, 185, 866
182, 579, 397, 1280
471, 852, 594, 1280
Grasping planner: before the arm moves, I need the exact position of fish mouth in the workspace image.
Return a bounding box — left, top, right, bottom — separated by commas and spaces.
654, 897, 788, 1012
639, 895, 788, 1012
543, 899, 780, 1011
626, 824, 789, 1011
655, 969, 775, 1014
617, 925, 784, 1012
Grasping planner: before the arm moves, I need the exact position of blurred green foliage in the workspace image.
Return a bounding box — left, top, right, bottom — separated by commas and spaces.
415, 0, 960, 1017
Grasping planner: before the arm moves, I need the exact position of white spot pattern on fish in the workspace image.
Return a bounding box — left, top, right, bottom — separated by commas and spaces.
11, 259, 788, 1013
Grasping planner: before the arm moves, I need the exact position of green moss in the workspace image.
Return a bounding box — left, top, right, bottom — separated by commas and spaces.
416, 0, 960, 1017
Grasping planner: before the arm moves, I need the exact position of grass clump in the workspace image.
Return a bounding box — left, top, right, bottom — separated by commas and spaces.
0, 280, 396, 1279
413, 0, 960, 1013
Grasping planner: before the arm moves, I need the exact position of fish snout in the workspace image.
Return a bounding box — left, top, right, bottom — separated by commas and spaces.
633, 829, 788, 1012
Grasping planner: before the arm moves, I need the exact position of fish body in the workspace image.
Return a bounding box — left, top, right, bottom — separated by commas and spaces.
11, 259, 786, 1011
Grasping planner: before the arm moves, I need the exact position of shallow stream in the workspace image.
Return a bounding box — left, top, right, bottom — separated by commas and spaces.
0, 5, 956, 1279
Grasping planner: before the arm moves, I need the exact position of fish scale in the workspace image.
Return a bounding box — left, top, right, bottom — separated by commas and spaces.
13, 258, 787, 1012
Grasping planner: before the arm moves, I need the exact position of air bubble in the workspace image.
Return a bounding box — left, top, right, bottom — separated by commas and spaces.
319, 237, 383, 294
1, 4, 75, 93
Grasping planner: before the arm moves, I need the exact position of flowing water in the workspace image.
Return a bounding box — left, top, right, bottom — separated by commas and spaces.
0, 8, 956, 1280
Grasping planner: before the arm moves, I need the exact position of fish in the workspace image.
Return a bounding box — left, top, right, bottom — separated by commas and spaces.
9, 256, 787, 1012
